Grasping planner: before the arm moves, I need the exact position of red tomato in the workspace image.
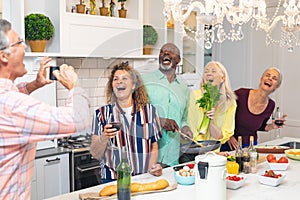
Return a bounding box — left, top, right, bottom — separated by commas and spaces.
277, 156, 288, 163
269, 159, 277, 163
186, 163, 195, 169
267, 154, 276, 162
263, 170, 282, 178
226, 175, 243, 181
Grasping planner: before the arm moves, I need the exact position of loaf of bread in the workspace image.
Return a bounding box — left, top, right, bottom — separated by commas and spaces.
130, 179, 169, 193
99, 179, 169, 197
99, 185, 117, 197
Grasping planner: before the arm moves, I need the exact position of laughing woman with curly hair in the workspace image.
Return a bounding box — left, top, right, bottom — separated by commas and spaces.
90, 62, 163, 183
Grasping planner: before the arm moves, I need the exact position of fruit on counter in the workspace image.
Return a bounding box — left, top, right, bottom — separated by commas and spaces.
266, 154, 289, 163
263, 170, 282, 178
226, 161, 239, 175
186, 163, 195, 169
269, 159, 277, 163
266, 154, 276, 162
226, 175, 244, 181
277, 156, 289, 163
99, 179, 170, 197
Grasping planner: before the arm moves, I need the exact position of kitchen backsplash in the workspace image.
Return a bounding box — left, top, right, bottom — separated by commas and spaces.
56, 58, 142, 128
56, 57, 135, 122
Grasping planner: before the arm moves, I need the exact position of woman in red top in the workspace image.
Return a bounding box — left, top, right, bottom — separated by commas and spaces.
221, 67, 287, 151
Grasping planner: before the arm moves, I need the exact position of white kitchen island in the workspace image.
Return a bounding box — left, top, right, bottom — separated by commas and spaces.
47, 137, 300, 200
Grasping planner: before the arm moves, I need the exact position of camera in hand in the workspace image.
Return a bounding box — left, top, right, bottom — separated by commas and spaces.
49, 66, 60, 80
275, 120, 284, 126
110, 122, 122, 131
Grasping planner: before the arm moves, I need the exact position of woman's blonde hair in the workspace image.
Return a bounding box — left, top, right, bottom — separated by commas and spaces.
200, 61, 236, 112
106, 62, 149, 110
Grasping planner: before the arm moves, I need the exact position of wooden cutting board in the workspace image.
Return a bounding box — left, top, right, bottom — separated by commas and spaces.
79, 182, 178, 200
257, 155, 266, 164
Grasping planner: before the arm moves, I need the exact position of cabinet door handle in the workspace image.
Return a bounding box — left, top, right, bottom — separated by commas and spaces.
46, 157, 61, 162
77, 165, 100, 173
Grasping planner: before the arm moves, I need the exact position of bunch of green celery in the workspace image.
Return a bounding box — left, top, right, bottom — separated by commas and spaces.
196, 83, 221, 134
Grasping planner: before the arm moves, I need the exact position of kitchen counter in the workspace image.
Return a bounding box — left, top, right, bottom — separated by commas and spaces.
46, 137, 300, 200
35, 147, 71, 159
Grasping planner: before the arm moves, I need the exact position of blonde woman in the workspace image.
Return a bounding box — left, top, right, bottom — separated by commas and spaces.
180, 61, 237, 163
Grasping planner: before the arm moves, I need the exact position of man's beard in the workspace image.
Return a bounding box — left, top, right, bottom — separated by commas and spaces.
159, 63, 173, 71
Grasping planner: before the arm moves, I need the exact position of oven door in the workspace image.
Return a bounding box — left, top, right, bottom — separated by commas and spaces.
71, 150, 101, 191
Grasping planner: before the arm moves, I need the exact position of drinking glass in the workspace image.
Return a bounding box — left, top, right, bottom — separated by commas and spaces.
107, 114, 122, 150
274, 109, 284, 138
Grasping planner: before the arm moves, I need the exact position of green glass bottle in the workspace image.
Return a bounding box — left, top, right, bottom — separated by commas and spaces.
117, 146, 131, 200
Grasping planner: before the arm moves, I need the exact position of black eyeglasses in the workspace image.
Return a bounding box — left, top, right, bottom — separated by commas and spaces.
10, 39, 25, 48
0, 39, 24, 51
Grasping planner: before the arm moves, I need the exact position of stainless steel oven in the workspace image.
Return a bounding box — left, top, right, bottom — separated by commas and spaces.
70, 149, 101, 191
58, 135, 102, 192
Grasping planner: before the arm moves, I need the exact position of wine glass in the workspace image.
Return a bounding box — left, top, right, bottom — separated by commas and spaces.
274, 108, 284, 138
107, 113, 122, 150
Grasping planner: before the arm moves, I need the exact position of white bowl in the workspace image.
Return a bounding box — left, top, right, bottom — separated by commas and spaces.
267, 162, 289, 171
226, 174, 246, 190
258, 171, 285, 186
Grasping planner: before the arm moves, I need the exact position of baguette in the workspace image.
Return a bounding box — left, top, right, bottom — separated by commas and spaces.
99, 185, 117, 197
99, 179, 169, 197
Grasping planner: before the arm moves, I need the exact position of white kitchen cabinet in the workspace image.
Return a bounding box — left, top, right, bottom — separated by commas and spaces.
3, 0, 143, 57
31, 153, 70, 200
31, 160, 38, 200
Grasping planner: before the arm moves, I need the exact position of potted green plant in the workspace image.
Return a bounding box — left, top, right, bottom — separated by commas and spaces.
99, 0, 108, 16
118, 0, 127, 18
76, 0, 86, 14
143, 25, 158, 55
24, 13, 54, 52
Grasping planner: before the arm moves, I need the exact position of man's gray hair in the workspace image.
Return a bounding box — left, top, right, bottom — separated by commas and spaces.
0, 19, 12, 33
0, 19, 12, 54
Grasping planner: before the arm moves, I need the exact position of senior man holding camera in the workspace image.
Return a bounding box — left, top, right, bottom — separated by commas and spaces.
0, 19, 90, 200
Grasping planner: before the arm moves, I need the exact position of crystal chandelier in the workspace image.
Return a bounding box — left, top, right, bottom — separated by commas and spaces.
163, 0, 266, 49
253, 0, 300, 52
163, 0, 300, 51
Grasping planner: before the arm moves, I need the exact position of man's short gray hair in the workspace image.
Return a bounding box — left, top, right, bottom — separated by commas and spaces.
0, 19, 12, 54
0, 31, 11, 54
0, 19, 12, 33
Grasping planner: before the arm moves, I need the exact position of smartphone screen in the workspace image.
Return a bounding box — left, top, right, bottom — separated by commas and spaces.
49, 66, 59, 80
